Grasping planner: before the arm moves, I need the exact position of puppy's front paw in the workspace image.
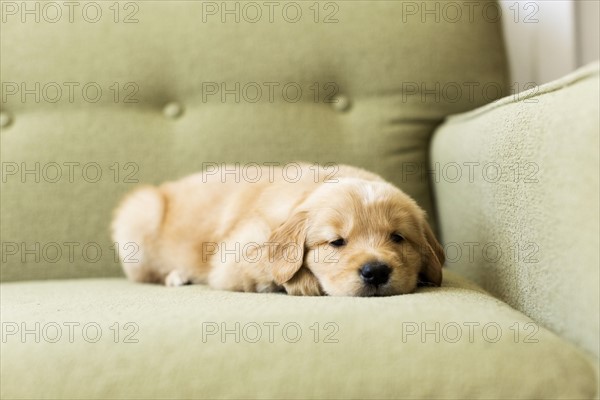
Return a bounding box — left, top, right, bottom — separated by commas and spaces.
165, 270, 189, 287
282, 268, 323, 296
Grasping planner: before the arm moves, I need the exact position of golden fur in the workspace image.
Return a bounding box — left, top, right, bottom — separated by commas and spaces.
111, 163, 444, 296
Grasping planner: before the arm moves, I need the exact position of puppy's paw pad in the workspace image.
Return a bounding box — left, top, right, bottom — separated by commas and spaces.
165, 271, 189, 287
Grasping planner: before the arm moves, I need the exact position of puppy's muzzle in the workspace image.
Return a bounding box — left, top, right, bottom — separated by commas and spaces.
359, 262, 390, 286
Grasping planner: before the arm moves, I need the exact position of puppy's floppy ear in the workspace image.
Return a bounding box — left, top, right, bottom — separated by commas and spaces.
268, 211, 308, 285
419, 221, 445, 287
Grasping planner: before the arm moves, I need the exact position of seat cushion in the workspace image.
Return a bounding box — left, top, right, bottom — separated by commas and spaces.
1, 271, 597, 399
1, 0, 508, 282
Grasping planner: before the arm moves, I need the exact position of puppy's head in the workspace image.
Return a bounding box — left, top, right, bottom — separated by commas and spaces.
268, 179, 444, 296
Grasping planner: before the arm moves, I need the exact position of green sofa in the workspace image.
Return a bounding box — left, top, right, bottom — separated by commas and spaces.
1, 1, 598, 398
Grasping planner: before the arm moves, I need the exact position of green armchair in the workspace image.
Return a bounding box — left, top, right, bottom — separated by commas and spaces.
1, 1, 598, 398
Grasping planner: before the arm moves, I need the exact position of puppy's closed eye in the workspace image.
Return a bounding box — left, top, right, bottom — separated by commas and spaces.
329, 238, 346, 247
390, 233, 404, 243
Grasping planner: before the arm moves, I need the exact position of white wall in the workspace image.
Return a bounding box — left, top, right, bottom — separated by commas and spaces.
499, 0, 599, 85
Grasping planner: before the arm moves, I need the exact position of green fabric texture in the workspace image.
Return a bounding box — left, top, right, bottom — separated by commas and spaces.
0, 0, 508, 282
431, 63, 600, 359
1, 270, 597, 399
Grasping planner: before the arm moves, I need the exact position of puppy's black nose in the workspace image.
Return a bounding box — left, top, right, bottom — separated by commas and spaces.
359, 262, 391, 286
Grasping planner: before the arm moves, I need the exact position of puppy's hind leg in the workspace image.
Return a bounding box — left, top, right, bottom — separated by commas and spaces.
111, 186, 165, 284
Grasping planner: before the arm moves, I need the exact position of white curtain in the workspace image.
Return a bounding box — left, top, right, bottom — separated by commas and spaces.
499, 0, 599, 85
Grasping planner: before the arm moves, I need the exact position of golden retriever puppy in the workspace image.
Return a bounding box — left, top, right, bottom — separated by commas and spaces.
111, 163, 444, 296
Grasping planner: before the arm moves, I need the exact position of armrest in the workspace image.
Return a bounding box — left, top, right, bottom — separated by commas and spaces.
430, 63, 599, 358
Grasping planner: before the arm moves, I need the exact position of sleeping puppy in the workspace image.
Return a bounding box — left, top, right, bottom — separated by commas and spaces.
111, 163, 444, 296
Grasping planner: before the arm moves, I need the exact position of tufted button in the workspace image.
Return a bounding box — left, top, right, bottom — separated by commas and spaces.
163, 102, 184, 119
331, 95, 351, 112
0, 111, 12, 128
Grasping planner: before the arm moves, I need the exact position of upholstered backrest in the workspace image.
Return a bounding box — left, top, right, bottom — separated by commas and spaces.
1, 0, 508, 281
